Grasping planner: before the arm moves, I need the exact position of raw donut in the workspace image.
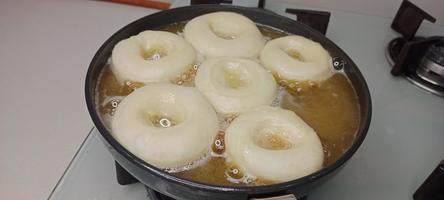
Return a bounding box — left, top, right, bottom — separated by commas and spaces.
225, 106, 324, 182
195, 57, 277, 115
183, 12, 265, 58
260, 35, 332, 82
111, 83, 218, 168
111, 30, 196, 84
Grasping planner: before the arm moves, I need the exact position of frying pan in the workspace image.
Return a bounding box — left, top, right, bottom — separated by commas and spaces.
85, 5, 372, 200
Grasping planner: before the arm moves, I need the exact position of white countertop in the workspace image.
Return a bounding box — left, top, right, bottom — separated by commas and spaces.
0, 1, 157, 199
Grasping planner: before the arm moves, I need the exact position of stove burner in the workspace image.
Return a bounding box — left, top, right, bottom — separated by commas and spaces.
405, 71, 444, 97
385, 36, 426, 68
417, 42, 444, 86
386, 1, 444, 97
386, 37, 444, 97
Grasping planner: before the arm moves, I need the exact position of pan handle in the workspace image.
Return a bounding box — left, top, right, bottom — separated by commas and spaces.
251, 194, 298, 200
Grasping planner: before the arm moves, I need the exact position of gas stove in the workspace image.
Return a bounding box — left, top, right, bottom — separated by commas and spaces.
385, 0, 444, 97
48, 1, 444, 199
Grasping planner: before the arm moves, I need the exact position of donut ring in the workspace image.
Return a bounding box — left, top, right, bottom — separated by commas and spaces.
111, 83, 218, 168
195, 57, 277, 115
225, 106, 324, 182
260, 35, 332, 82
184, 12, 265, 58
111, 30, 196, 84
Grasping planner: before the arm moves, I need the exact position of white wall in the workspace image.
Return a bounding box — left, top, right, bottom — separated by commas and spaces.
276, 0, 444, 26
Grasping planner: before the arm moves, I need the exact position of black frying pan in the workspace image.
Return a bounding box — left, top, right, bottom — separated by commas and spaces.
85, 5, 372, 200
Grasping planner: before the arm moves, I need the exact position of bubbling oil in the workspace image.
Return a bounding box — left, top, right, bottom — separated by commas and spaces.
96, 22, 360, 186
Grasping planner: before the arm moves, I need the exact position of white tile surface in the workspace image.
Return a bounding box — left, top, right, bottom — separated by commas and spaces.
48, 129, 147, 200
0, 1, 157, 199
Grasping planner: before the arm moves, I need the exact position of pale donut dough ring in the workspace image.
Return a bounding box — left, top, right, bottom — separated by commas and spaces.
111, 83, 219, 168
195, 57, 277, 115
225, 106, 324, 182
183, 12, 265, 58
260, 35, 332, 82
111, 30, 196, 84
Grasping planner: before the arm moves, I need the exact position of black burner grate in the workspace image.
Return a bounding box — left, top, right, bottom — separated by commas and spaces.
146, 187, 176, 200
285, 8, 330, 35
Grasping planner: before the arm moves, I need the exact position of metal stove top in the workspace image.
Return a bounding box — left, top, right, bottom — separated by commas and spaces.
48, 1, 444, 200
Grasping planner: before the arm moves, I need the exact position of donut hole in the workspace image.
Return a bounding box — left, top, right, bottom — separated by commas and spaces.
140, 44, 170, 61
223, 66, 250, 89
208, 20, 242, 40
141, 103, 187, 128
285, 49, 305, 62
254, 132, 293, 150
212, 61, 251, 89
252, 125, 293, 150
144, 114, 178, 128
